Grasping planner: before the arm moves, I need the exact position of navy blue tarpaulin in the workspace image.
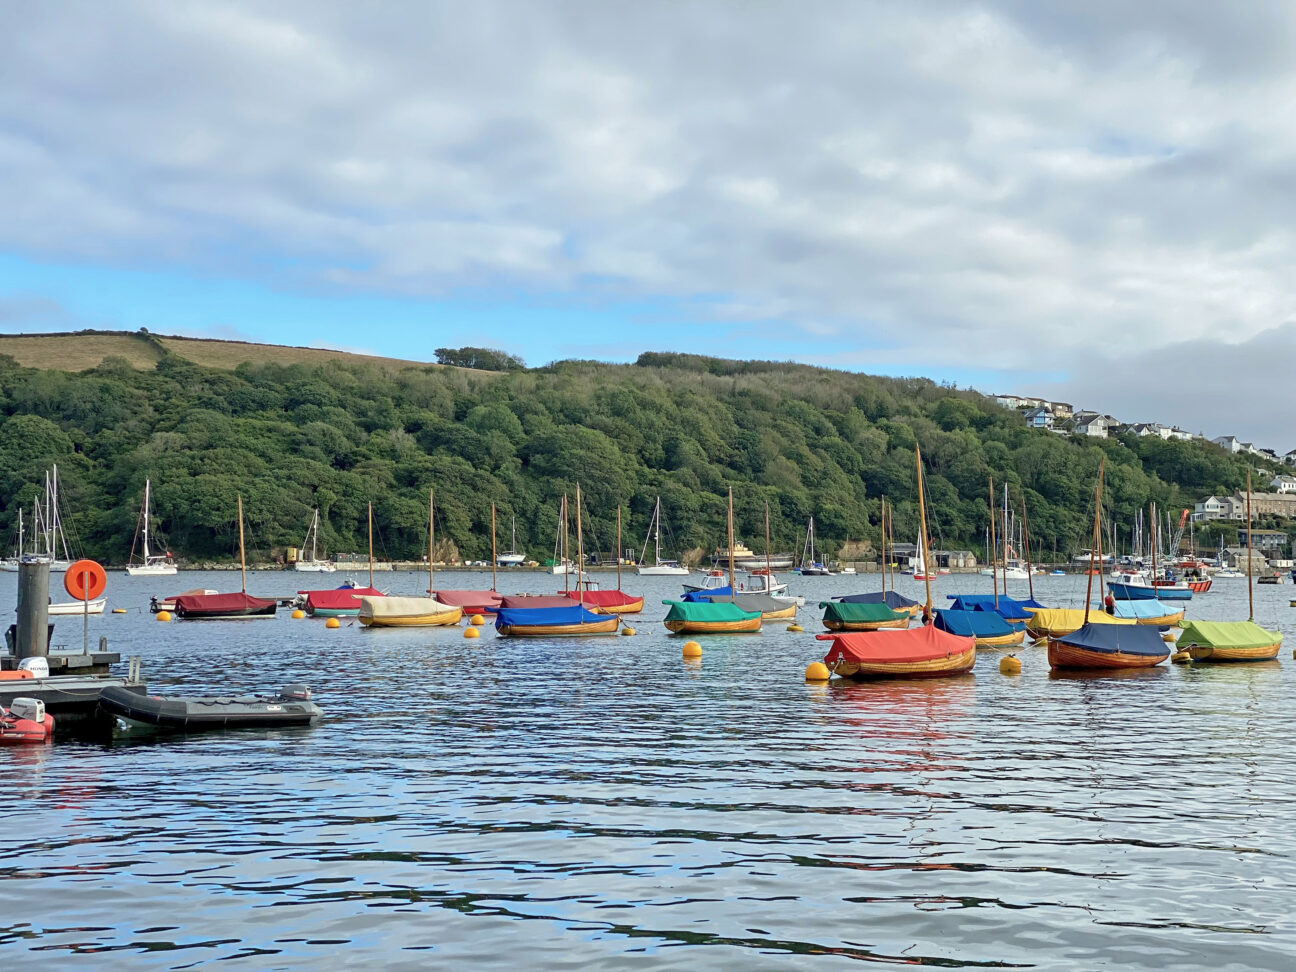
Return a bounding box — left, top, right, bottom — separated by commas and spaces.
934, 609, 1021, 638
1051, 622, 1169, 657
682, 585, 733, 602
946, 594, 1036, 620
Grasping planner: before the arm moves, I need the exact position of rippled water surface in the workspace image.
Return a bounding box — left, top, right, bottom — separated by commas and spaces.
4, 570, 1296, 969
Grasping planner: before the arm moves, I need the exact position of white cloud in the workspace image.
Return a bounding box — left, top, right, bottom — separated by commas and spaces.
2, 0, 1295, 420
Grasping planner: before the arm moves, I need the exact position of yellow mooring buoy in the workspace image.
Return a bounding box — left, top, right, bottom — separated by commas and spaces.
291, 609, 305, 619
786, 623, 804, 632
112, 608, 127, 614
156, 610, 171, 622
804, 661, 830, 681
620, 626, 636, 636
470, 614, 486, 626
999, 655, 1022, 675
325, 617, 341, 629
464, 626, 481, 639
682, 641, 702, 658
1172, 650, 1191, 664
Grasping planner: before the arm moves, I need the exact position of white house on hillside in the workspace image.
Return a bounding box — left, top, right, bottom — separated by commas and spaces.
1285, 449, 1296, 468
1193, 495, 1233, 521
1024, 407, 1054, 429
1073, 411, 1117, 438
1272, 475, 1296, 494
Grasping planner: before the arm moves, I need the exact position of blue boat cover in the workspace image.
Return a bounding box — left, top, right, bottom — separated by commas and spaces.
1104, 582, 1158, 601
945, 594, 1034, 621
934, 609, 1021, 638
682, 585, 733, 602
1052, 622, 1169, 657
1109, 599, 1174, 620
494, 605, 607, 628
836, 590, 920, 609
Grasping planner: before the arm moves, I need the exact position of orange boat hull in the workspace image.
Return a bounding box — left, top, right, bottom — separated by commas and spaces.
831, 646, 975, 680
1047, 640, 1168, 670
665, 618, 762, 634
1187, 642, 1281, 662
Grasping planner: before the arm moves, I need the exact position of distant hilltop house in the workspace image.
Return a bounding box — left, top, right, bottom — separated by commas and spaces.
1124, 422, 1196, 441
1272, 475, 1296, 494
994, 395, 1072, 418
1023, 406, 1054, 429
1071, 411, 1119, 438
1194, 490, 1296, 521
1285, 449, 1296, 468
1212, 434, 1266, 456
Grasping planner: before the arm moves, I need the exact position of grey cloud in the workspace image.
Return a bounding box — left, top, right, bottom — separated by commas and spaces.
2, 1, 1296, 396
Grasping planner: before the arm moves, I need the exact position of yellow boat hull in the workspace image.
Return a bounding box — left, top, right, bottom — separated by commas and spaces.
358, 607, 464, 627
1135, 610, 1185, 626
665, 618, 762, 634
759, 604, 798, 620
832, 646, 976, 680
1047, 640, 1168, 670
594, 598, 645, 615
1187, 642, 1282, 662
975, 628, 1026, 648
822, 617, 910, 632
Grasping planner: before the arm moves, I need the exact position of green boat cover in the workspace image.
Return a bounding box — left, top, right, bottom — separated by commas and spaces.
820, 601, 909, 624
1176, 620, 1283, 649
662, 600, 761, 622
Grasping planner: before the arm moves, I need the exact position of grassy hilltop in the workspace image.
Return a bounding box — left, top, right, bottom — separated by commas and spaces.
0, 332, 1259, 565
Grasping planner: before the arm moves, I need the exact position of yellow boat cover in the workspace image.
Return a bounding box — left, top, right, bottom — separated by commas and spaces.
1028, 609, 1135, 633
359, 595, 459, 621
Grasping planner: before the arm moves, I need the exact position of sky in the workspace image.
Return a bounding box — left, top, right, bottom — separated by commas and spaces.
1, 1, 1294, 447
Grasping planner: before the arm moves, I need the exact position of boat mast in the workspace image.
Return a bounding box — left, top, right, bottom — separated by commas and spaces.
142, 480, 152, 562
491, 503, 497, 592
1246, 470, 1254, 621
915, 446, 933, 621
575, 484, 584, 608
16, 508, 22, 561
727, 486, 736, 591
368, 501, 374, 589
764, 499, 772, 582
1001, 481, 1009, 587
1150, 501, 1158, 589
655, 498, 662, 566
429, 488, 435, 597
562, 494, 570, 594
237, 493, 247, 594
1083, 458, 1105, 625
879, 497, 886, 594
1021, 491, 1035, 601
616, 504, 622, 592
988, 477, 999, 609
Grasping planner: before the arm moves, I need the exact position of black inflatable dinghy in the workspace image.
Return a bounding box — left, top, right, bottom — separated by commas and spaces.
99, 684, 322, 732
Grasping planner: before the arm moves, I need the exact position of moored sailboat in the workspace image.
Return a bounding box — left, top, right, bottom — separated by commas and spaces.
662, 487, 763, 635
360, 490, 462, 628
636, 497, 689, 575
126, 479, 177, 576
293, 508, 335, 572
175, 496, 276, 620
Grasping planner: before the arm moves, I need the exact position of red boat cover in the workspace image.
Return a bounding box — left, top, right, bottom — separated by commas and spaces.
304, 587, 384, 611
499, 595, 574, 609
563, 590, 641, 608
433, 589, 504, 612
816, 624, 974, 666
174, 592, 275, 614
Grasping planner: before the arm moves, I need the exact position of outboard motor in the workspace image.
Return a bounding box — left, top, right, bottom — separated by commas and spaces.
281, 684, 312, 701
9, 698, 45, 723
18, 657, 49, 678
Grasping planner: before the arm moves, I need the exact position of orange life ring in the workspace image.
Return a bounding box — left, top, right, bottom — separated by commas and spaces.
64, 560, 107, 601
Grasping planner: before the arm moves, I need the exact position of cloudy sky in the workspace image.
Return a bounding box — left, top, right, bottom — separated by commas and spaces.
1, 1, 1293, 446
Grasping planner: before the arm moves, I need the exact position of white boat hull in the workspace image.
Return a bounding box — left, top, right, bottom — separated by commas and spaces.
48, 598, 106, 615
126, 564, 178, 576
293, 562, 337, 573
637, 565, 690, 576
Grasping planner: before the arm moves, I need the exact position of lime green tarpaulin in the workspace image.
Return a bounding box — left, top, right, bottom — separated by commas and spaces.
662, 600, 760, 623
820, 601, 909, 624
1176, 620, 1283, 650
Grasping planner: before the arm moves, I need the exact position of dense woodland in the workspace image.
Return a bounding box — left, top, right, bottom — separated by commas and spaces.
0, 346, 1265, 565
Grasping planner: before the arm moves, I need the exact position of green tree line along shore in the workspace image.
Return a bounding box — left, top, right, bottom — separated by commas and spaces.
0, 348, 1266, 566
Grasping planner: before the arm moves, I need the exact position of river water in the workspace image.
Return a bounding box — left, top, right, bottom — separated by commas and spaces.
3, 569, 1295, 969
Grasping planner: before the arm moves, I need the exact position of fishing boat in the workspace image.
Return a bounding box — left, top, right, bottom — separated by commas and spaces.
1181, 474, 1283, 663
662, 600, 762, 634
819, 600, 910, 630
174, 496, 276, 620
293, 508, 335, 572
497, 516, 526, 567
1045, 458, 1167, 670
934, 608, 1025, 648
125, 479, 178, 576
817, 625, 976, 679
99, 684, 322, 732
637, 497, 689, 575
